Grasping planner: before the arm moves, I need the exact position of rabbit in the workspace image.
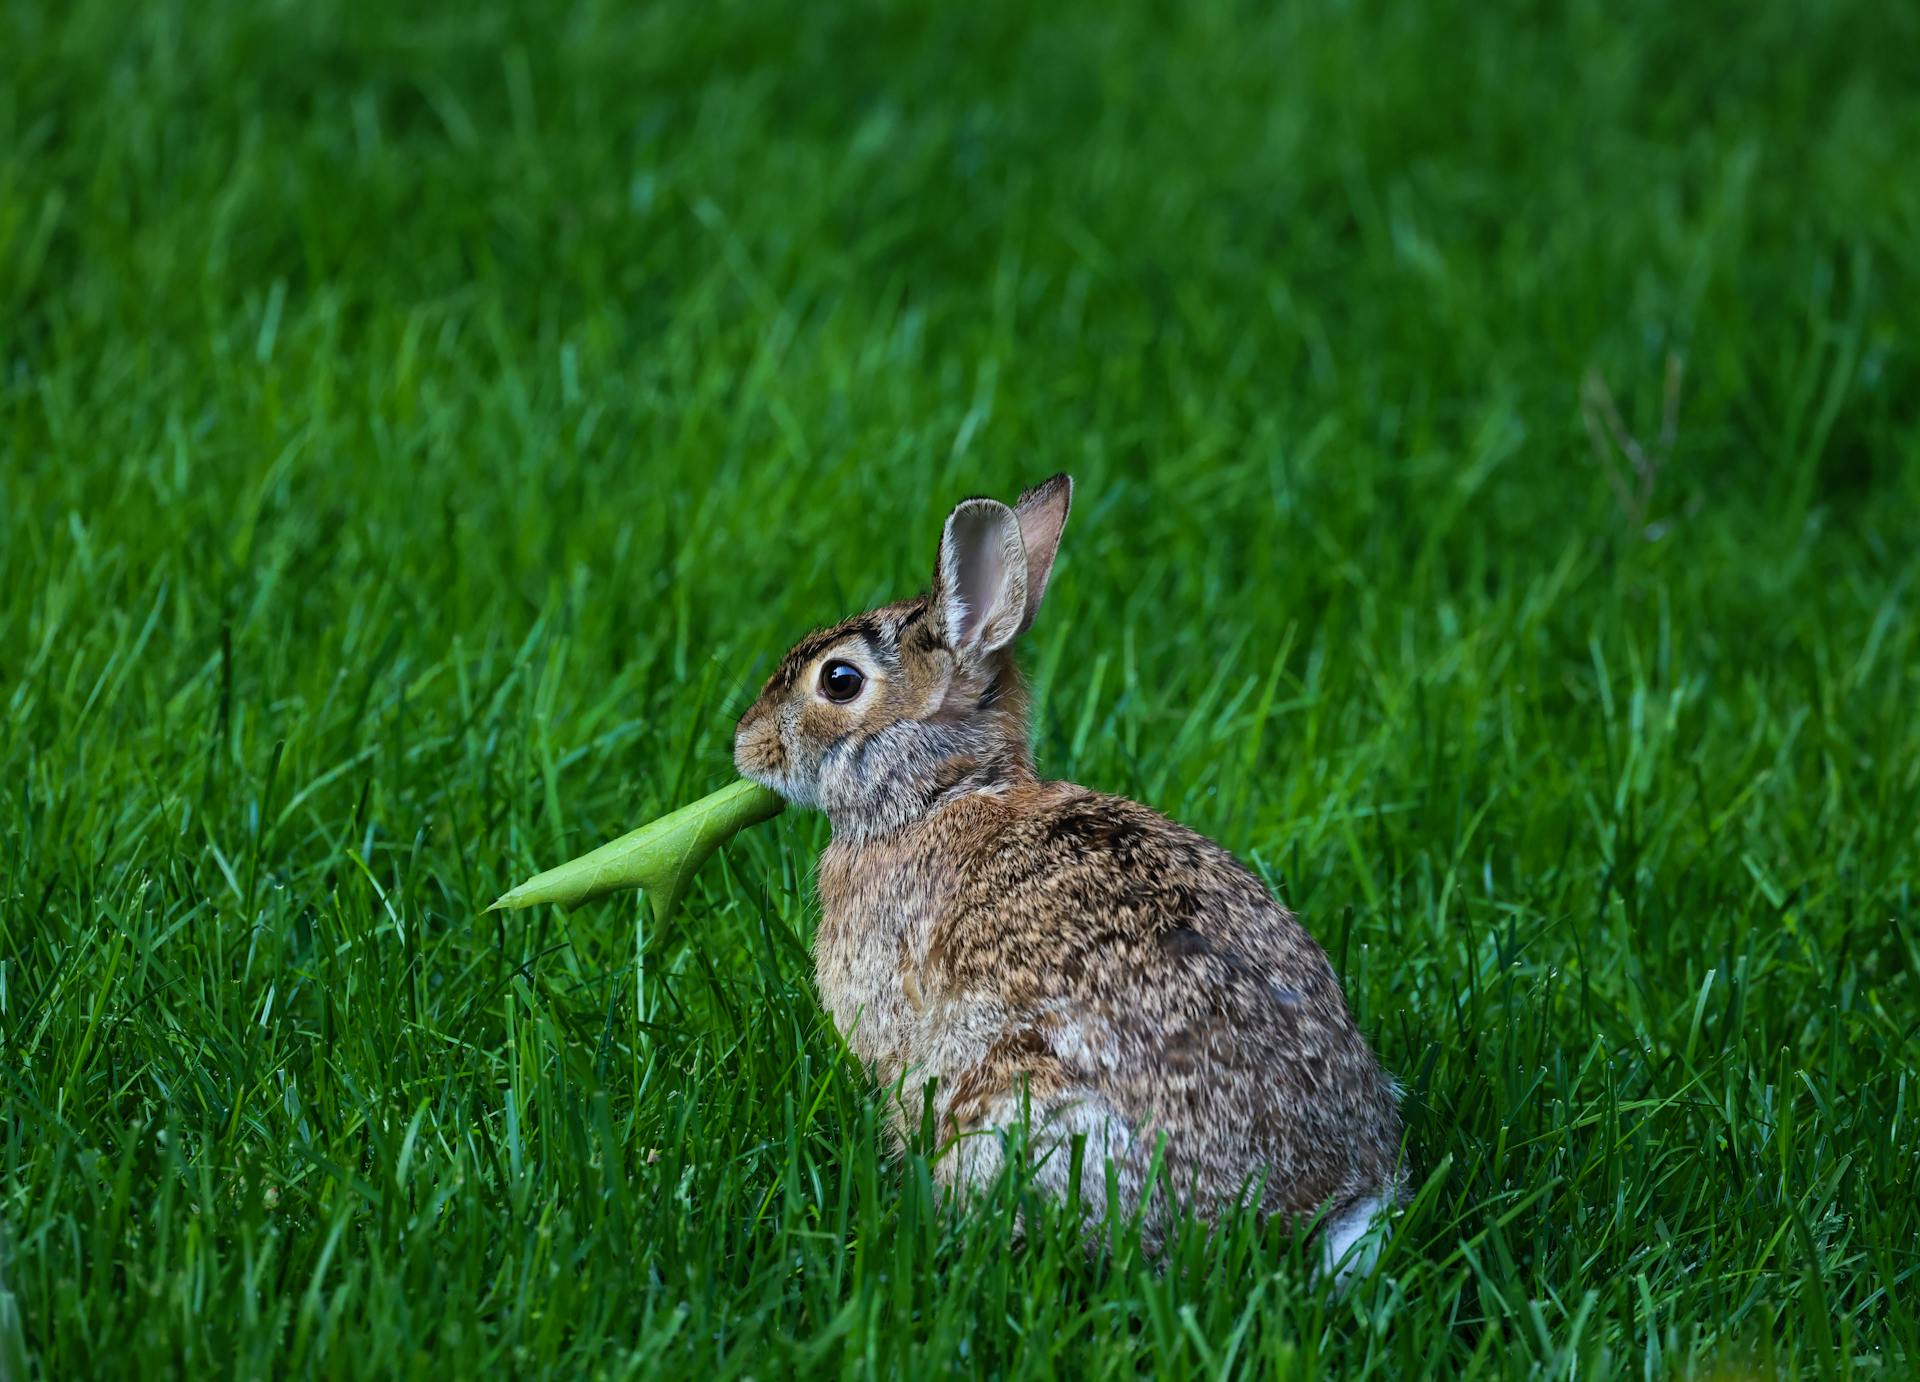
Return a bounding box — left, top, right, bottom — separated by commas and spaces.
733, 475, 1404, 1280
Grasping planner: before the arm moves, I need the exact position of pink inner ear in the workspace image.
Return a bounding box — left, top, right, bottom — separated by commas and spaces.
941, 501, 1027, 653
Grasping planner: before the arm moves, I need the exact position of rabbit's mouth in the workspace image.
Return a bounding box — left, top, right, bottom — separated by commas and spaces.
734, 713, 814, 808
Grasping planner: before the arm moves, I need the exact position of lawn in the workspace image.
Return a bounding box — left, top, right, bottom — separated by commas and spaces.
4, 0, 1919, 1375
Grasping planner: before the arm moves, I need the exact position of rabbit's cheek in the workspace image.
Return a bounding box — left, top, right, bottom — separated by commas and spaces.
796, 701, 852, 756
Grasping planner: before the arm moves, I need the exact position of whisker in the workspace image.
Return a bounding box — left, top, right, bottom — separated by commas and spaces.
707, 652, 766, 723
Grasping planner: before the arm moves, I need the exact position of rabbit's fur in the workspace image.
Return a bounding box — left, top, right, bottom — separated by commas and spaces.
735, 476, 1403, 1277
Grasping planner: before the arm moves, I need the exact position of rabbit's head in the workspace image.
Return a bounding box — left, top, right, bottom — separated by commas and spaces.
735, 475, 1072, 839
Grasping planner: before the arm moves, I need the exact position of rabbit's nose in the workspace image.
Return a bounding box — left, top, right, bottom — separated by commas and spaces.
733, 713, 784, 778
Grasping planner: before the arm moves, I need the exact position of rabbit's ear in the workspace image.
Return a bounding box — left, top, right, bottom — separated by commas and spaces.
933, 498, 1029, 658
1012, 474, 1072, 634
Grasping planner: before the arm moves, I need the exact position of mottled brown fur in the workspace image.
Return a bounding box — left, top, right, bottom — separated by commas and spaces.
736, 475, 1403, 1266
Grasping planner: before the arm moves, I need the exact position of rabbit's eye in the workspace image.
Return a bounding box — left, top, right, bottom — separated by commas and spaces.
819, 661, 865, 703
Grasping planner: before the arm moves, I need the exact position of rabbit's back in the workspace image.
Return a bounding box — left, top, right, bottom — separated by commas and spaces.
816, 779, 1401, 1235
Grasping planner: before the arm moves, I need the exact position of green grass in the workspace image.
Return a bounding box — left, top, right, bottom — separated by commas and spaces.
4, 0, 1919, 1374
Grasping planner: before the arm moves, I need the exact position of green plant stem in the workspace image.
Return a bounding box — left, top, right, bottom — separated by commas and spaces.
488, 778, 785, 923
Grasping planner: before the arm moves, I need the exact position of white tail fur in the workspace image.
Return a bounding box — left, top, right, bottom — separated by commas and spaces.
1320, 1192, 1392, 1287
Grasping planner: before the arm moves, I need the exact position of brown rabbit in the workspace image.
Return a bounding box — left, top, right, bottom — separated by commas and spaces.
734, 476, 1403, 1279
